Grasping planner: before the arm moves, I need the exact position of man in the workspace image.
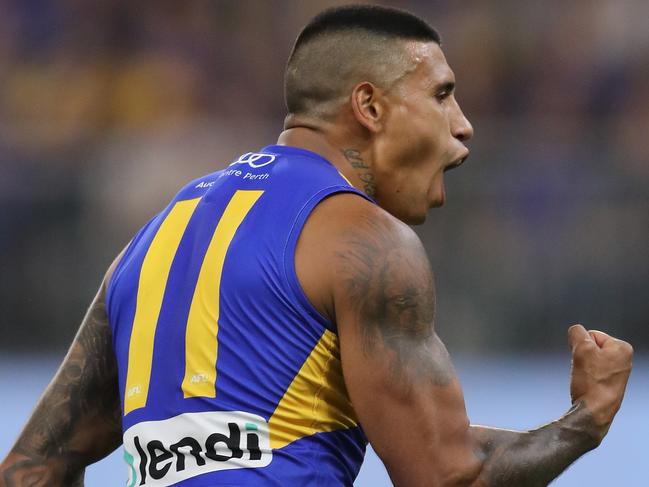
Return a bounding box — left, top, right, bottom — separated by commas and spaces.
1, 5, 632, 486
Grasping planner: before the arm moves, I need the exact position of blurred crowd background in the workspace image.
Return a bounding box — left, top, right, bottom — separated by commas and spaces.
1, 0, 647, 355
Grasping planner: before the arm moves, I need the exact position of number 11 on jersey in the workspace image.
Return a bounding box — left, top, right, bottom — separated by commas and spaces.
124, 190, 263, 415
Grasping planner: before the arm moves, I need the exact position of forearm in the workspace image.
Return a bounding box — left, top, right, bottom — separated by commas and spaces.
470, 401, 599, 487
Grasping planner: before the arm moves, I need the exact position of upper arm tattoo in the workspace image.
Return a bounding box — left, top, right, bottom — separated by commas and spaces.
3, 283, 122, 486
336, 213, 454, 387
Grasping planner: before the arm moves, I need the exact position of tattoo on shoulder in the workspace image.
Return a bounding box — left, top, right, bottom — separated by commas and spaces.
336, 214, 454, 387
342, 149, 377, 198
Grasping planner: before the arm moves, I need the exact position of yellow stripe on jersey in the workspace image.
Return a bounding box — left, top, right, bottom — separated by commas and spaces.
124, 197, 201, 414
269, 329, 358, 450
182, 190, 264, 398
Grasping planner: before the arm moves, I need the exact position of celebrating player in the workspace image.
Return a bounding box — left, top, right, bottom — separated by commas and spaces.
0, 5, 632, 486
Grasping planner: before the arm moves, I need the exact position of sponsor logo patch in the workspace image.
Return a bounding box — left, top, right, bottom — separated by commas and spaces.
123, 411, 272, 486
230, 152, 276, 168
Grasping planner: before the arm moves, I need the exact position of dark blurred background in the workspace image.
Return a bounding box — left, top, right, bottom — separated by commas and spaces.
1, 0, 647, 356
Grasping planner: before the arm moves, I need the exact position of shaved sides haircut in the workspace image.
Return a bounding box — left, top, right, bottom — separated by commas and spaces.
285, 5, 441, 118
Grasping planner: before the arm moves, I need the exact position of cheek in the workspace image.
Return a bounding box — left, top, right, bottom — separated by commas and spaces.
389, 123, 438, 168
404, 109, 447, 159
377, 105, 445, 186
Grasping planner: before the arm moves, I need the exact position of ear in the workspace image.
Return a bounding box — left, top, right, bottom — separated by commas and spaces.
350, 82, 385, 133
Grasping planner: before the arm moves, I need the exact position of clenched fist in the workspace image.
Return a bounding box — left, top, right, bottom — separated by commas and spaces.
568, 324, 633, 443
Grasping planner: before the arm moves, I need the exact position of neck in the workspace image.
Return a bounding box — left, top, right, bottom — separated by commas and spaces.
276, 117, 376, 198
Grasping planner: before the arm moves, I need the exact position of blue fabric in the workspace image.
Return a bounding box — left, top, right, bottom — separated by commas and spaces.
106, 145, 371, 486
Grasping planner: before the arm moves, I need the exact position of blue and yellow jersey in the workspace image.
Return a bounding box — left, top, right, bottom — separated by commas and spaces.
106, 145, 371, 486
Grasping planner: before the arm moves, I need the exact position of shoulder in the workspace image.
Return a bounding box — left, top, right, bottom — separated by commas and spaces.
295, 191, 431, 323
304, 191, 421, 249
307, 191, 428, 277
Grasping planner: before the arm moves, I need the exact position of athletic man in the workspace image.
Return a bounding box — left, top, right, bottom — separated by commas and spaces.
1, 5, 632, 486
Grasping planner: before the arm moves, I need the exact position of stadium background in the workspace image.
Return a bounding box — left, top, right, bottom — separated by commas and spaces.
0, 0, 646, 485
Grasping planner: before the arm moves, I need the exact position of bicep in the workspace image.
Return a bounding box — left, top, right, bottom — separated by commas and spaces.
333, 212, 480, 486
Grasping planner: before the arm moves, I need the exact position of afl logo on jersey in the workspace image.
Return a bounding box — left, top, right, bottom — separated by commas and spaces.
230, 152, 276, 169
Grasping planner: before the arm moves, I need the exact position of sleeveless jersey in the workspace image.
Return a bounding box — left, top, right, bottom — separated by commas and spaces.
106, 145, 371, 486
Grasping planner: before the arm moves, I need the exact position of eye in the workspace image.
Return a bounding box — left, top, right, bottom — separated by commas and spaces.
434, 82, 455, 104
435, 90, 450, 103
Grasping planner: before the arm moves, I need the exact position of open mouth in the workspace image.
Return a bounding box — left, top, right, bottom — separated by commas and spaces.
444, 154, 468, 172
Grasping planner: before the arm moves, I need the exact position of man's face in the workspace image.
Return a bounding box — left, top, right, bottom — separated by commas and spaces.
372, 42, 473, 224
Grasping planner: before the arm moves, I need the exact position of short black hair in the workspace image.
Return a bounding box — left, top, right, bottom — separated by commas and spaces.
295, 4, 440, 49
285, 5, 441, 117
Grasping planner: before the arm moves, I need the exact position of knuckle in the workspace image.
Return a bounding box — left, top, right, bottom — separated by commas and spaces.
610, 338, 632, 352
619, 341, 634, 356
575, 340, 597, 354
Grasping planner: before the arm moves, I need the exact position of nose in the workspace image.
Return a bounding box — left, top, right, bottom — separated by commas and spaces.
451, 101, 474, 142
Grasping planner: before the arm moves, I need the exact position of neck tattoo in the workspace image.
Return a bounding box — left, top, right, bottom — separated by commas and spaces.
342, 149, 377, 198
